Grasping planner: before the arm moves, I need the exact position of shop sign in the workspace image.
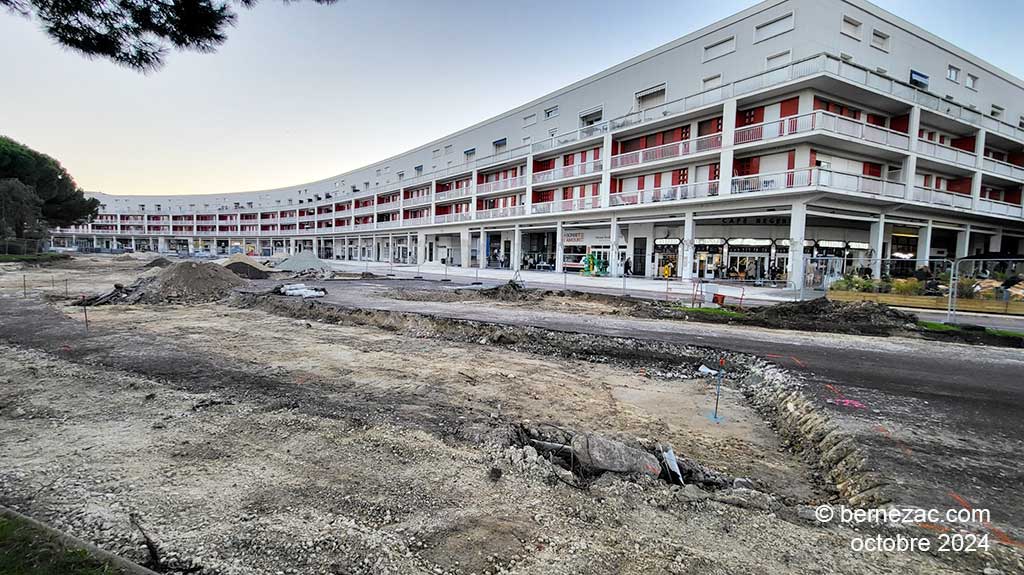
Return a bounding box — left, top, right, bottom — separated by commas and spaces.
654, 238, 681, 246
720, 216, 790, 226
563, 231, 585, 245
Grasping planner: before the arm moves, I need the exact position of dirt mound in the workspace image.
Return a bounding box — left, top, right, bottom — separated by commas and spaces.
144, 257, 172, 268
226, 261, 269, 279
748, 298, 917, 335
478, 280, 543, 302
113, 254, 135, 261
274, 251, 328, 272
220, 253, 271, 271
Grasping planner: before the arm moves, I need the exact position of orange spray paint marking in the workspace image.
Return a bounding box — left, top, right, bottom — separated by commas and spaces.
949, 491, 1024, 548
824, 384, 844, 398
790, 356, 806, 368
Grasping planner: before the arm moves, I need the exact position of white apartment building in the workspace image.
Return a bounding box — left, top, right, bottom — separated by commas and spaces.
52, 0, 1024, 288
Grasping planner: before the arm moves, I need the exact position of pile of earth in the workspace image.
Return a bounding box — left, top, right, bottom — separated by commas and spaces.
477, 280, 544, 302
220, 254, 272, 279
144, 257, 172, 268
746, 297, 918, 335
112, 254, 136, 261
75, 262, 245, 306
274, 251, 329, 273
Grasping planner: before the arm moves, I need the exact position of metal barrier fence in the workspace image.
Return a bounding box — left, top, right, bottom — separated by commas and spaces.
803, 257, 955, 294
1, 237, 45, 255
947, 258, 1024, 322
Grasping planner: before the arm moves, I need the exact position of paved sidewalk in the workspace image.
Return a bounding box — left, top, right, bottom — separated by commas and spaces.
325, 260, 802, 305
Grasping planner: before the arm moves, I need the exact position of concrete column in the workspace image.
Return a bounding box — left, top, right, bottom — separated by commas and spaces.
158, 237, 167, 253
916, 220, 933, 267
869, 214, 885, 278
971, 128, 987, 210
478, 231, 487, 269
988, 229, 1002, 254
416, 232, 426, 264
600, 132, 613, 207
609, 216, 621, 277
718, 98, 738, 196
512, 225, 522, 271
405, 233, 412, 263
524, 156, 534, 215
469, 170, 479, 219
93, 236, 99, 249
789, 203, 808, 288
555, 220, 564, 273
459, 228, 471, 268
956, 225, 971, 258
681, 212, 695, 280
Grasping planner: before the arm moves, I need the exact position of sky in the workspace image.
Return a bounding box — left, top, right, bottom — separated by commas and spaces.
1, 0, 1021, 197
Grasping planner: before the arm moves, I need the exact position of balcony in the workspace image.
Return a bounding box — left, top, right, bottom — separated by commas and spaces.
352, 205, 375, 216
403, 216, 430, 226
434, 212, 473, 224
375, 220, 400, 229
907, 186, 974, 210
532, 159, 603, 184
436, 186, 474, 202
475, 205, 525, 220
916, 140, 976, 168
610, 133, 722, 170
476, 175, 526, 195
608, 181, 720, 206
977, 198, 1024, 218
531, 122, 610, 154
530, 196, 602, 215
982, 157, 1024, 181
733, 110, 910, 149
403, 195, 432, 207
353, 223, 375, 231
729, 168, 906, 199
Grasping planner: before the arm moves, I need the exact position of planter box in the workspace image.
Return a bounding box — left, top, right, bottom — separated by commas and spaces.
827, 290, 1024, 316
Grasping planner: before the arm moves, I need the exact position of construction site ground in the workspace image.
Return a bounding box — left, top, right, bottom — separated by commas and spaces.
0, 255, 1021, 575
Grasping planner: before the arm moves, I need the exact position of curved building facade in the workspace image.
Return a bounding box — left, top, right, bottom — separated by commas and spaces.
52, 0, 1024, 287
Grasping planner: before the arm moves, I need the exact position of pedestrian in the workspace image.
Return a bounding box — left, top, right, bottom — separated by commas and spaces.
624, 257, 632, 276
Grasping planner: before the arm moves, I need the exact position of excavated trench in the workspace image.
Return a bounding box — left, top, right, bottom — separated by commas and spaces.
233, 293, 891, 507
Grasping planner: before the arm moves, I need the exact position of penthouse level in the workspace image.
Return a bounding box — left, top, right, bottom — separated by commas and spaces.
52, 0, 1024, 287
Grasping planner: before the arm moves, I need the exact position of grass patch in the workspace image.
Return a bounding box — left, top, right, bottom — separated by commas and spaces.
0, 515, 114, 574
917, 321, 961, 333
986, 328, 1024, 339
0, 253, 70, 264
673, 306, 746, 319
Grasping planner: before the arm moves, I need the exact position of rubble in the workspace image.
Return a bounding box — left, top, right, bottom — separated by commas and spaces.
74, 261, 245, 305
746, 297, 918, 335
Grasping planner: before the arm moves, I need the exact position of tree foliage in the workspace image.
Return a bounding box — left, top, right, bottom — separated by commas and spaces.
0, 136, 99, 238
2, 0, 336, 71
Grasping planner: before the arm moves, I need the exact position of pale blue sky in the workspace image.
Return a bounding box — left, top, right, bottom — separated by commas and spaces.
1, 0, 1020, 196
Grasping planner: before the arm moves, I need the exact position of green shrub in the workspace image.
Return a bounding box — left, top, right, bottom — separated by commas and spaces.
956, 278, 977, 299
891, 278, 923, 295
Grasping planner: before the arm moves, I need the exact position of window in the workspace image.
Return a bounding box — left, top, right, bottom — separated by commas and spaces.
947, 65, 960, 83
522, 114, 536, 127
841, 16, 862, 39
522, 136, 531, 146
397, 171, 404, 181
579, 108, 603, 127
464, 148, 475, 161
414, 165, 423, 175
753, 12, 793, 43
636, 84, 666, 110
909, 70, 929, 90
702, 74, 722, 90
966, 74, 978, 90
544, 106, 559, 120
1019, 116, 1024, 130
766, 50, 791, 69
444, 145, 453, 155
493, 138, 507, 154
375, 169, 381, 176
870, 29, 889, 52
702, 36, 735, 62
991, 105, 1004, 119
548, 127, 558, 137
431, 148, 441, 158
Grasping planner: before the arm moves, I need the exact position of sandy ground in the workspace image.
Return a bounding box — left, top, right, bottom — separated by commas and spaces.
0, 256, 1019, 574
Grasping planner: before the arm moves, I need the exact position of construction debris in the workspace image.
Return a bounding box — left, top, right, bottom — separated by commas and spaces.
747, 297, 917, 335
274, 251, 330, 273
74, 262, 245, 306
275, 283, 327, 298
144, 257, 172, 268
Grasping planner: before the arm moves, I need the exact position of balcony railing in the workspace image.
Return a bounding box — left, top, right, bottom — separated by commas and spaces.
352, 205, 375, 216
734, 110, 910, 149
475, 205, 525, 220
531, 122, 610, 154
977, 198, 1024, 218
353, 223, 375, 231
476, 175, 526, 195
816, 169, 906, 198
610, 133, 722, 170
916, 140, 977, 167
377, 220, 401, 229
608, 181, 721, 206
982, 157, 1024, 181
403, 216, 430, 226
530, 196, 602, 215
434, 212, 473, 224
908, 186, 974, 210
532, 159, 603, 184
436, 186, 474, 202
474, 144, 530, 168
403, 195, 432, 207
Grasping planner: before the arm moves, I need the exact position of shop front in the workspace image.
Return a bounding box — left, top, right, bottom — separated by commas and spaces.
562, 228, 627, 274
725, 238, 772, 281
693, 238, 725, 279
653, 238, 680, 279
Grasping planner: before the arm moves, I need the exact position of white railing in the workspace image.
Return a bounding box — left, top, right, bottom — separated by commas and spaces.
610, 133, 722, 170
816, 169, 906, 198
982, 157, 1024, 181
532, 159, 603, 184
608, 181, 721, 206
531, 122, 610, 154
730, 169, 812, 194
352, 205, 375, 216
353, 223, 375, 231
376, 220, 401, 229
476, 175, 526, 195
403, 216, 430, 226
530, 196, 602, 214
735, 110, 910, 149
474, 144, 531, 168
475, 205, 526, 220
433, 212, 473, 224
977, 198, 1024, 218
436, 186, 474, 202
403, 195, 432, 207
916, 140, 976, 167
907, 186, 974, 209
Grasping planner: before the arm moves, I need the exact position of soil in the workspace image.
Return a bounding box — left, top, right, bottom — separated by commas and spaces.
133, 262, 245, 304
224, 261, 269, 280
144, 257, 172, 268
0, 257, 1019, 574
